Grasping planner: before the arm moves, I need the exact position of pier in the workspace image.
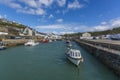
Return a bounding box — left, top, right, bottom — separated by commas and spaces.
74, 39, 120, 76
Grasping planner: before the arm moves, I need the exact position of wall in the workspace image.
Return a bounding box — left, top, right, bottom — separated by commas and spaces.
74, 39, 120, 76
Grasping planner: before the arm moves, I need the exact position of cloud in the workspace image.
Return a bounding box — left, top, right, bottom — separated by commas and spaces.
38, 0, 53, 7
0, 15, 2, 18
35, 18, 120, 34
35, 24, 75, 34
56, 19, 63, 23
48, 14, 54, 19
91, 25, 109, 31
9, 2, 22, 9
89, 18, 120, 32
0, 0, 86, 16
17, 7, 46, 15
0, 0, 22, 9
56, 10, 60, 14
0, 14, 7, 19
60, 31, 74, 34
36, 8, 46, 15
35, 23, 87, 34
56, 0, 66, 7
19, 0, 38, 8
68, 0, 84, 9
0, 0, 51, 16
110, 18, 120, 27
36, 24, 64, 29
84, 0, 90, 3
20, 0, 53, 7
101, 22, 107, 25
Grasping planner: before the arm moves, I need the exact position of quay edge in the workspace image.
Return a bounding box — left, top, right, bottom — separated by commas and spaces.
74, 39, 120, 76
2, 39, 38, 47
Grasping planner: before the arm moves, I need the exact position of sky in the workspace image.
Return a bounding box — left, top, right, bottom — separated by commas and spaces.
0, 0, 120, 34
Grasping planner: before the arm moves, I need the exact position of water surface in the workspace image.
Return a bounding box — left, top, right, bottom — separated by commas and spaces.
0, 41, 118, 80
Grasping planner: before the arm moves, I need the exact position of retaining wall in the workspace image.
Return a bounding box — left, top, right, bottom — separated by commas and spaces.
74, 39, 120, 76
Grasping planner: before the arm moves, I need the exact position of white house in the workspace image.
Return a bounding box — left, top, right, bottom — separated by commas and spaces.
20, 27, 35, 36
80, 32, 93, 39
82, 32, 91, 37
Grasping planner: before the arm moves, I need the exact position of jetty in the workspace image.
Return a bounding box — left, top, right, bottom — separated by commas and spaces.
74, 39, 120, 76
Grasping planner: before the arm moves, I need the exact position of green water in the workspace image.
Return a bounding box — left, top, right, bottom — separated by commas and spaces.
0, 41, 119, 80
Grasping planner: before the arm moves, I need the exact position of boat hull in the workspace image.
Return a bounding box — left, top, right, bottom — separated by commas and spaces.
67, 57, 80, 66
66, 54, 82, 66
24, 42, 39, 46
0, 46, 6, 50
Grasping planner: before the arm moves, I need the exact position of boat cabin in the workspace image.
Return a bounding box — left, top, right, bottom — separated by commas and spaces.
68, 49, 81, 58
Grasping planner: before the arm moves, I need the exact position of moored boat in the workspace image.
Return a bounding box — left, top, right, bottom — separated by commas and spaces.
66, 39, 70, 44
24, 40, 39, 46
0, 41, 7, 50
66, 48, 83, 66
40, 39, 49, 43
49, 39, 52, 42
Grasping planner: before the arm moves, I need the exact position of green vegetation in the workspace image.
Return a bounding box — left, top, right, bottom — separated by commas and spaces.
89, 27, 120, 36
0, 18, 26, 29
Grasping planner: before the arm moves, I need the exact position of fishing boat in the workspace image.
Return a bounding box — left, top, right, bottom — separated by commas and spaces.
0, 41, 6, 50
24, 40, 39, 46
66, 48, 83, 66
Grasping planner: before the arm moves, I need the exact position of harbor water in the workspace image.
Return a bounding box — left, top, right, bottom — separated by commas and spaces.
0, 41, 119, 80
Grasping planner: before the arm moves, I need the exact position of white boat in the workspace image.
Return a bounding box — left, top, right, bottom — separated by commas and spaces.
49, 39, 52, 42
66, 48, 83, 66
24, 40, 39, 46
0, 41, 6, 50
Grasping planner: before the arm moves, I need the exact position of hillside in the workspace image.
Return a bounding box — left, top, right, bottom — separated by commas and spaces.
0, 18, 26, 29
90, 27, 120, 36
0, 18, 26, 35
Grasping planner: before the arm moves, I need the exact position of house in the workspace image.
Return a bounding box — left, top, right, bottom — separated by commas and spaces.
80, 32, 93, 39
82, 32, 91, 37
20, 27, 36, 36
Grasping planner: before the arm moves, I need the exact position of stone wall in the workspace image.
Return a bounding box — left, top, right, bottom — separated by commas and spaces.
74, 39, 120, 76
80, 39, 120, 51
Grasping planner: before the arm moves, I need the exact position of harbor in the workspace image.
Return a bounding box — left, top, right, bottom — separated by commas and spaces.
0, 41, 118, 80
0, 0, 120, 79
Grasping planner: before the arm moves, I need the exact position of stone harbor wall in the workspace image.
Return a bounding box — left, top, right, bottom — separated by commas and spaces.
74, 39, 120, 76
